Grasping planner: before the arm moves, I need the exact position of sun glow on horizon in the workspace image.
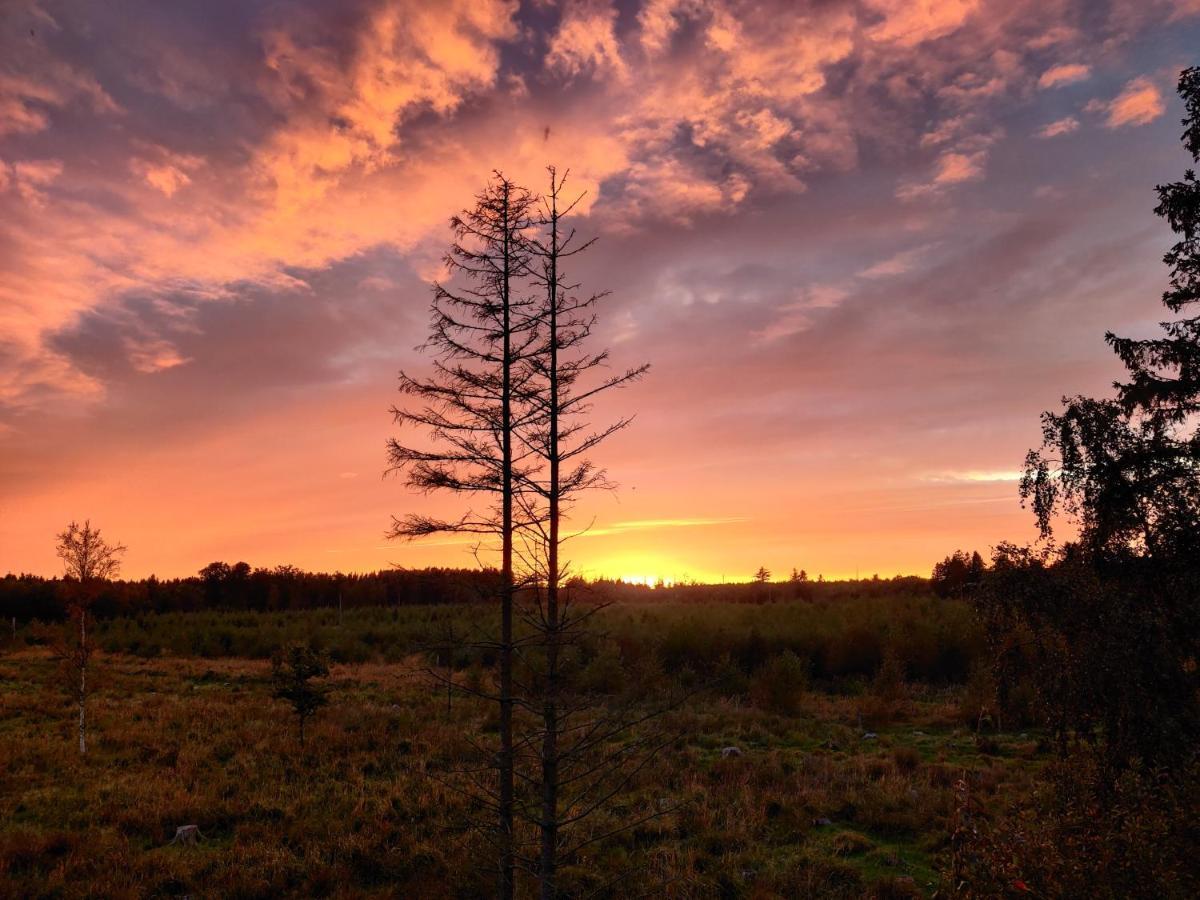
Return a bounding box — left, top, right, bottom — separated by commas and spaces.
613, 573, 678, 588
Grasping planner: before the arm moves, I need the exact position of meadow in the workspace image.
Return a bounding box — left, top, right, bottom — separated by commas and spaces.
0, 594, 1045, 898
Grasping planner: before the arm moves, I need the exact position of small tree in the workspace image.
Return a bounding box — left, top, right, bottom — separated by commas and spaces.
271, 644, 330, 746
753, 566, 771, 584
55, 520, 125, 755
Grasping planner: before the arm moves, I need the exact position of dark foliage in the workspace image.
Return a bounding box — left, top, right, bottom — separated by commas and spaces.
0, 566, 501, 622
931, 550, 985, 598
958, 65, 1200, 899
1003, 66, 1200, 778
271, 643, 331, 746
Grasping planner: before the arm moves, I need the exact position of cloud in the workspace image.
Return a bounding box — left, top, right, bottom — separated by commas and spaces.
8, 158, 63, 206
860, 244, 938, 279
130, 148, 205, 197
254, 0, 519, 210
896, 149, 987, 200
754, 283, 850, 342
864, 0, 980, 47
546, 0, 628, 79
923, 469, 1024, 483
637, 0, 705, 53
0, 0, 1193, 418
1088, 76, 1166, 128
1037, 63, 1090, 89
934, 151, 986, 184
0, 40, 120, 137
579, 516, 749, 538
1036, 116, 1080, 138
124, 336, 190, 374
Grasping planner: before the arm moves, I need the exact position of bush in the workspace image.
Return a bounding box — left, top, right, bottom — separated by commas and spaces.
950, 759, 1200, 899
577, 642, 624, 695
749, 650, 808, 715
958, 661, 997, 727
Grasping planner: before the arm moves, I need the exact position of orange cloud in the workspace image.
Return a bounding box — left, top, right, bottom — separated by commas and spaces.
1089, 76, 1165, 128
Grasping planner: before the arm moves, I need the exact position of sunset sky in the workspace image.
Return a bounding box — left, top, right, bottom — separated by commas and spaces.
2, 0, 1198, 583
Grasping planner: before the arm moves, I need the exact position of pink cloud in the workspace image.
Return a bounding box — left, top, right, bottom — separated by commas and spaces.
1037, 63, 1091, 89
547, 0, 628, 79
130, 147, 205, 197
1088, 76, 1166, 128
864, 0, 980, 47
896, 149, 987, 200
1036, 116, 1080, 138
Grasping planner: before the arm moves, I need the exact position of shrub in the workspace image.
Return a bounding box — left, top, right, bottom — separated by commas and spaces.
270, 643, 330, 746
831, 830, 874, 855
958, 661, 997, 727
749, 650, 809, 715
577, 642, 624, 695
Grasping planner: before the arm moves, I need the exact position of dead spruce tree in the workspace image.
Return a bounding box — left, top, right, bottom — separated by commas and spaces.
386, 173, 537, 900
54, 520, 125, 755
517, 168, 651, 898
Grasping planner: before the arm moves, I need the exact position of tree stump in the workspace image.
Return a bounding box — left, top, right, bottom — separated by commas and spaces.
169, 825, 203, 846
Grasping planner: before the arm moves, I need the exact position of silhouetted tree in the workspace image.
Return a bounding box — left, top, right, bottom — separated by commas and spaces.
932, 550, 985, 598
271, 643, 330, 746
517, 167, 650, 897
960, 66, 1200, 900
1010, 67, 1200, 778
753, 566, 771, 584
54, 520, 125, 754
387, 173, 538, 900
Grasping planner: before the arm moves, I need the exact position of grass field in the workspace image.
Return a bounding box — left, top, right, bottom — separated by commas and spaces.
0, 600, 1043, 898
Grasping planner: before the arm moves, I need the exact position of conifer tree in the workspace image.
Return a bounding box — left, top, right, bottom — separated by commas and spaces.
1013, 66, 1200, 775
518, 168, 649, 898
387, 173, 538, 900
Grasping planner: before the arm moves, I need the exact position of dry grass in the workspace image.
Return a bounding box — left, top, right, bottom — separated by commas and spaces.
0, 648, 1042, 898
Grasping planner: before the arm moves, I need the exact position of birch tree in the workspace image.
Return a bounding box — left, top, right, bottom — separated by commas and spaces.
54, 520, 125, 755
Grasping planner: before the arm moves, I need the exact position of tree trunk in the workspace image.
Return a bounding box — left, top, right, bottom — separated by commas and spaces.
77, 612, 87, 755
446, 639, 454, 716
498, 182, 516, 900
540, 182, 562, 900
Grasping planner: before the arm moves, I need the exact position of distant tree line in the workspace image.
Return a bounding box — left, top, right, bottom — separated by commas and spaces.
0, 565, 969, 625
0, 565, 501, 622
